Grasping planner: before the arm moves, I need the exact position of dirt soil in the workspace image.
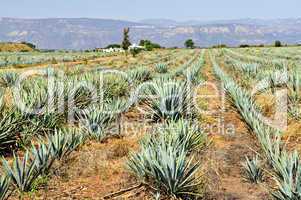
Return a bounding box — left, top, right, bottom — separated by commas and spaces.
199, 51, 270, 200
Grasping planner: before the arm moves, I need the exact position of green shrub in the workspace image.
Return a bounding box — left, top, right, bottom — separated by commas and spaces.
130, 47, 142, 57
184, 39, 195, 49
239, 44, 250, 48
105, 44, 121, 49
275, 40, 282, 47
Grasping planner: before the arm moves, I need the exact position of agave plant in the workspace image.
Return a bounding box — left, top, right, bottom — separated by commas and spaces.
0, 72, 18, 88
162, 119, 206, 153
17, 77, 48, 112
128, 67, 152, 83
78, 105, 114, 141
0, 108, 23, 153
65, 81, 96, 110
30, 143, 56, 175
257, 131, 282, 167
66, 128, 86, 152
287, 69, 301, 119
2, 151, 40, 192
127, 137, 202, 198
272, 151, 301, 200
47, 129, 84, 160
0, 175, 10, 200
185, 64, 203, 85
102, 74, 130, 99
155, 63, 168, 73
34, 112, 63, 132
143, 78, 194, 122
242, 156, 263, 183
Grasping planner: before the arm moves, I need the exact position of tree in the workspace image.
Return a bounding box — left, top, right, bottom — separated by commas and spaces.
105, 44, 121, 49
21, 41, 36, 49
275, 40, 282, 47
185, 39, 195, 49
139, 39, 161, 51
122, 28, 131, 50
130, 47, 142, 57
239, 44, 250, 48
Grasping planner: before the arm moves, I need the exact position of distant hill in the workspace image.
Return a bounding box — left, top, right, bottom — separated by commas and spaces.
1, 17, 301, 49
0, 42, 35, 52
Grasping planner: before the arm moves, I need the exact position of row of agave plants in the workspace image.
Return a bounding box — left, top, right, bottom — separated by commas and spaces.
0, 73, 130, 197
172, 50, 205, 78
149, 49, 205, 82
0, 66, 135, 198
244, 47, 301, 61
153, 49, 199, 75
127, 49, 199, 84
225, 48, 285, 68
0, 49, 203, 198
211, 50, 301, 199
0, 51, 108, 67
0, 128, 84, 198
125, 50, 207, 198
224, 50, 301, 120
126, 74, 207, 198
126, 49, 185, 72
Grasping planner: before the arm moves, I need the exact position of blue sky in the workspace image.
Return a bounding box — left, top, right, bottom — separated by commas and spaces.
1, 0, 300, 21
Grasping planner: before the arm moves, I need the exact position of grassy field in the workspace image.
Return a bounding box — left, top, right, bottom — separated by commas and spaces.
0, 47, 301, 199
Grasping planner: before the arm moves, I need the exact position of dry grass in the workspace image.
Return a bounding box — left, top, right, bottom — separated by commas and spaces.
0, 42, 34, 52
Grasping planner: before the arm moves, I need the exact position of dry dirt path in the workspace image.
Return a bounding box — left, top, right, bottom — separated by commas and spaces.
199, 50, 270, 200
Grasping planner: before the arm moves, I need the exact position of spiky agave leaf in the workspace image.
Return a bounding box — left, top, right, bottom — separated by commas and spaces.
185, 64, 203, 85
47, 129, 84, 160
287, 68, 301, 119
242, 156, 263, 183
272, 151, 301, 200
155, 63, 168, 73
0, 175, 10, 200
0, 108, 23, 153
161, 119, 206, 153
66, 128, 86, 152
30, 142, 56, 175
143, 78, 194, 122
2, 151, 40, 192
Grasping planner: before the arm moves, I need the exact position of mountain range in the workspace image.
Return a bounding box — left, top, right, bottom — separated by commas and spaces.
1, 17, 301, 50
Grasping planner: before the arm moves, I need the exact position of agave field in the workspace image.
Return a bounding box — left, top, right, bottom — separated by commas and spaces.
0, 47, 301, 199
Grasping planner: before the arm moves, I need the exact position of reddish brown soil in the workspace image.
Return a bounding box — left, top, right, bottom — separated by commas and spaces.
199, 51, 270, 200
